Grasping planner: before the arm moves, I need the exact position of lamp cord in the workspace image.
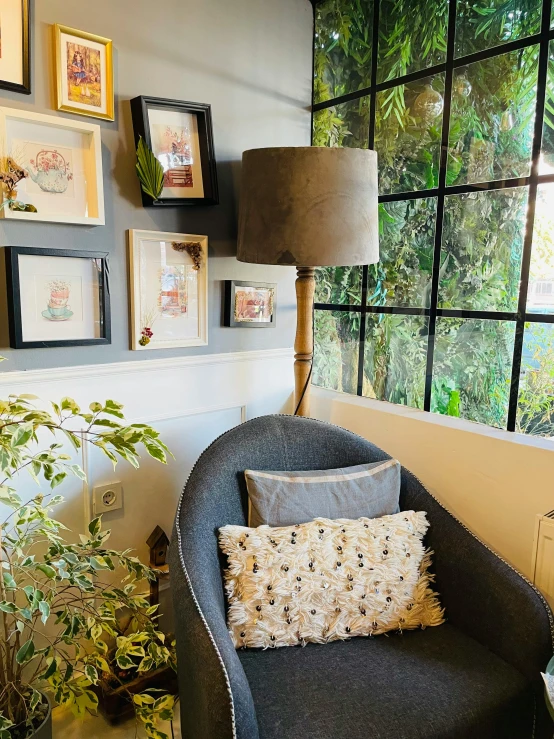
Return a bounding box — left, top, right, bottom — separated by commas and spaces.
293, 304, 315, 416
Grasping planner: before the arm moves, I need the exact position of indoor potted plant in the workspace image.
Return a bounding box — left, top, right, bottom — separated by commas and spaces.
0, 381, 176, 739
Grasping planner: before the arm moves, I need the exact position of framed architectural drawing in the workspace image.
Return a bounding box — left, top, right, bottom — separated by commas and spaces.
53, 24, 114, 121
130, 96, 218, 207
128, 230, 208, 350
5, 246, 111, 349
0, 0, 31, 95
223, 280, 276, 328
0, 107, 105, 225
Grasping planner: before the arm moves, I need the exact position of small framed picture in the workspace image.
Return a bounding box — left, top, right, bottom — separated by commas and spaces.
128, 230, 208, 350
0, 106, 105, 225
130, 96, 218, 207
5, 247, 111, 349
224, 280, 276, 328
53, 24, 114, 121
0, 0, 31, 95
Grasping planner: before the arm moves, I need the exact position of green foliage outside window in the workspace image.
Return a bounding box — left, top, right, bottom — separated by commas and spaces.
313, 0, 554, 438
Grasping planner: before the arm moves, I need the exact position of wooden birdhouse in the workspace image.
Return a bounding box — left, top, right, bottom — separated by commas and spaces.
147, 525, 169, 567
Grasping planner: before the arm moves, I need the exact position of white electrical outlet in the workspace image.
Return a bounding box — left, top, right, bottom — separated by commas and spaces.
93, 482, 123, 515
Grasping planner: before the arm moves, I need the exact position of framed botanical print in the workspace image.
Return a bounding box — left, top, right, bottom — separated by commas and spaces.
130, 96, 218, 207
54, 24, 114, 121
0, 107, 105, 225
5, 247, 111, 349
128, 230, 208, 350
224, 280, 276, 328
0, 0, 31, 95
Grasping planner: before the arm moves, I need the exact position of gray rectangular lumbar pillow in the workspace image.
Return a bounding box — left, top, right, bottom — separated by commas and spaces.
245, 459, 401, 528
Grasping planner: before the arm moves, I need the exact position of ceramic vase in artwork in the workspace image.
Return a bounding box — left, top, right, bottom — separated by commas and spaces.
27, 150, 73, 194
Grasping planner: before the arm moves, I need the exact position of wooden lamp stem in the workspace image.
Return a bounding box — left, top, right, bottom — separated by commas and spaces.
294, 266, 316, 417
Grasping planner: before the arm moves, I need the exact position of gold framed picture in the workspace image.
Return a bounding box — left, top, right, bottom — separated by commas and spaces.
53, 24, 114, 121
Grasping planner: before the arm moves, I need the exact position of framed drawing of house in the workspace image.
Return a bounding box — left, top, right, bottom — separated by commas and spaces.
223, 280, 276, 328
130, 96, 218, 207
128, 230, 208, 350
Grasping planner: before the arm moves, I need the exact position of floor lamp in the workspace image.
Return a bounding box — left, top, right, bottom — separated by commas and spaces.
237, 146, 379, 417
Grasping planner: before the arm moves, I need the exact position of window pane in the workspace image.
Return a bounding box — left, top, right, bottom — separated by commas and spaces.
377, 0, 448, 84
528, 184, 554, 314
375, 75, 445, 195
368, 199, 437, 308
313, 310, 360, 395
517, 322, 554, 437
314, 0, 373, 104
315, 266, 363, 305
431, 318, 515, 428
540, 41, 554, 173
313, 97, 370, 148
440, 187, 528, 312
363, 314, 428, 408
448, 46, 539, 186
455, 0, 541, 58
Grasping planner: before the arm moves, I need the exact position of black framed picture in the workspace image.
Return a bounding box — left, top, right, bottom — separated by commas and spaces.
130, 95, 218, 207
5, 246, 111, 349
224, 280, 276, 328
0, 0, 31, 95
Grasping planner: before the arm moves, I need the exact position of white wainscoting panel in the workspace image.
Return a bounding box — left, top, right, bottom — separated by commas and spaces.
0, 348, 293, 546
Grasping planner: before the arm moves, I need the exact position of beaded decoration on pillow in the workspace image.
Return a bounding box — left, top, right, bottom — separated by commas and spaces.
219, 511, 444, 649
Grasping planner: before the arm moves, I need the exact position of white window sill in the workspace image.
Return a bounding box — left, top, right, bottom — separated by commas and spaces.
311, 385, 554, 453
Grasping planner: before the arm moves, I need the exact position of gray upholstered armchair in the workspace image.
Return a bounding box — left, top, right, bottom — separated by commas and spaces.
170, 415, 554, 739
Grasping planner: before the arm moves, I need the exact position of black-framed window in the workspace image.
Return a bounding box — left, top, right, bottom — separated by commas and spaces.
312, 0, 554, 437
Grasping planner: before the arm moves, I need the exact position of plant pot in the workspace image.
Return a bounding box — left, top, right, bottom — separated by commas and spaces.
29, 693, 52, 739
91, 665, 177, 725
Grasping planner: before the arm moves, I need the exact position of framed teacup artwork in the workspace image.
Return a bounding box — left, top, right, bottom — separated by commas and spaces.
128, 230, 208, 350
0, 107, 104, 225
223, 280, 276, 328
0, 0, 31, 95
5, 247, 111, 349
54, 24, 114, 121
130, 96, 218, 207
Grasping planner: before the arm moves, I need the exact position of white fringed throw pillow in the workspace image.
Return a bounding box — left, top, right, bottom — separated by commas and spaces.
219, 511, 444, 649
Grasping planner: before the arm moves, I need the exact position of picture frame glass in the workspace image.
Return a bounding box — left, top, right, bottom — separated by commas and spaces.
147, 106, 205, 199
0, 0, 25, 88
132, 234, 207, 349
58, 30, 109, 118
3, 113, 100, 221
17, 254, 102, 342
233, 284, 275, 324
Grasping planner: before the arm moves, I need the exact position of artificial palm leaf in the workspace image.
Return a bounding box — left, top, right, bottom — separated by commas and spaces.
136, 136, 164, 201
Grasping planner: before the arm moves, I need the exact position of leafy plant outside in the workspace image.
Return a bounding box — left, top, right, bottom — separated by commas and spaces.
313, 0, 554, 437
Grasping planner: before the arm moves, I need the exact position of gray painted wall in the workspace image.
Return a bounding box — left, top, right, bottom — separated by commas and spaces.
0, 0, 312, 371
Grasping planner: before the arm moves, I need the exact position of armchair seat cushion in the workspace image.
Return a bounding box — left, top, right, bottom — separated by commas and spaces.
238, 623, 533, 739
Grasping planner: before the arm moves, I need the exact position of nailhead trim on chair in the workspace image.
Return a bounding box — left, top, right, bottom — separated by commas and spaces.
174, 414, 554, 739
175, 464, 238, 738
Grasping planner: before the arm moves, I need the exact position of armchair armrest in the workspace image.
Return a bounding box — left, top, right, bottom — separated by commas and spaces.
170, 521, 260, 739
401, 471, 554, 683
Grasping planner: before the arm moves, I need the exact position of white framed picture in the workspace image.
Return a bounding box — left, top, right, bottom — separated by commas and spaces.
0, 107, 105, 225
128, 229, 208, 351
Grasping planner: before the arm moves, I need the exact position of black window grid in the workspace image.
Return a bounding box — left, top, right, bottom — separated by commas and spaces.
311, 0, 554, 432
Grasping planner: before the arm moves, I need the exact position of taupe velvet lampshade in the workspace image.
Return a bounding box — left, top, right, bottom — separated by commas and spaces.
237, 146, 379, 267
